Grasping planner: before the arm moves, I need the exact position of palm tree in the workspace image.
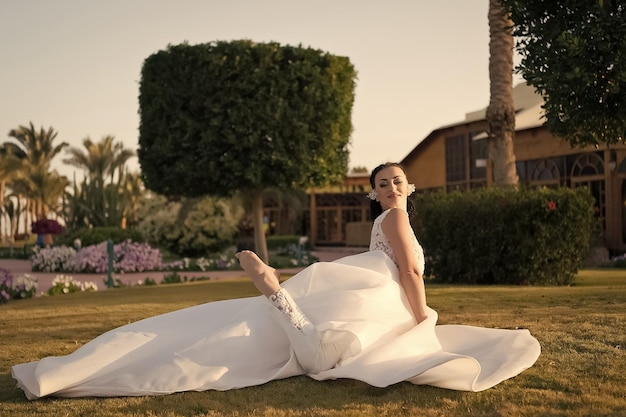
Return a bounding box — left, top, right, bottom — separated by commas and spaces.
62, 136, 140, 228
119, 171, 144, 229
6, 123, 69, 220
0, 144, 23, 239
8, 122, 68, 170
10, 162, 69, 220
3, 194, 26, 241
486, 0, 519, 186
63, 135, 135, 184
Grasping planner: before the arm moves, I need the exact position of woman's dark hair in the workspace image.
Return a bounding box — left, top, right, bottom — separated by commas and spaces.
369, 162, 415, 220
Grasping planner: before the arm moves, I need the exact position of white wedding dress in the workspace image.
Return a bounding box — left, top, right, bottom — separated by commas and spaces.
11, 209, 541, 400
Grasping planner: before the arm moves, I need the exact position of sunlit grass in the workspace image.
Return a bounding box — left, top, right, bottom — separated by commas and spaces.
1, 270, 625, 416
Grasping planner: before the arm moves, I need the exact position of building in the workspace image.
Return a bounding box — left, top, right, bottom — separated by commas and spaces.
402, 83, 626, 253
304, 170, 371, 247
291, 83, 626, 253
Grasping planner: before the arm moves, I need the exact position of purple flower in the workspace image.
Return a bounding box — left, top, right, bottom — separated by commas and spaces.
1, 268, 13, 286
1, 268, 15, 303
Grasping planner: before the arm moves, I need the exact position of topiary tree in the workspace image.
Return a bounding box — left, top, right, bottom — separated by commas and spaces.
502, 0, 626, 147
138, 40, 356, 262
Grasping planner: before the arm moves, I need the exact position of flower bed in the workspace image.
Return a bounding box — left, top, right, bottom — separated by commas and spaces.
1, 268, 38, 304
31, 240, 241, 274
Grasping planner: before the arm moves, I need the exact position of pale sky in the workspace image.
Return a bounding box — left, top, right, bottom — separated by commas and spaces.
0, 0, 522, 179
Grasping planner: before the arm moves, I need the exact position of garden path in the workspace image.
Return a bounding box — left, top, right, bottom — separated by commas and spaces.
0, 247, 366, 294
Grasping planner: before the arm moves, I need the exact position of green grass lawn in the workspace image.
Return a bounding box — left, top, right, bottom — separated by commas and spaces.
1, 270, 626, 417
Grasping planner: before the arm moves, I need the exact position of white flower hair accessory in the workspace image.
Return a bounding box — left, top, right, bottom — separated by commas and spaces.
367, 184, 415, 200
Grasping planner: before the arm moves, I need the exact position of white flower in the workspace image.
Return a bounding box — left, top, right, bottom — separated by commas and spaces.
81, 281, 98, 291
14, 274, 39, 292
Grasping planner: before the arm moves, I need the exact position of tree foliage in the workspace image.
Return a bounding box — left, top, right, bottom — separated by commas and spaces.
6, 123, 69, 219
502, 0, 626, 147
139, 40, 356, 196
8, 122, 68, 169
0, 144, 24, 236
63, 172, 143, 229
62, 136, 142, 229
138, 40, 356, 260
64, 135, 135, 185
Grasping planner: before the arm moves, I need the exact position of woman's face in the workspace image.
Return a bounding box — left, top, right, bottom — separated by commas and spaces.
373, 166, 409, 211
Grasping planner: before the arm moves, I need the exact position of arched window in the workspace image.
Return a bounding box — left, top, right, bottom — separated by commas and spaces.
530, 158, 561, 186
571, 153, 605, 177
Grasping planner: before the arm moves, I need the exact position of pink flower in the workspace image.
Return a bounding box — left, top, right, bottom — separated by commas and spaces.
547, 201, 557, 211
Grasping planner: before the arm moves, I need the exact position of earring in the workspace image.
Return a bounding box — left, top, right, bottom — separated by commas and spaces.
408, 184, 416, 195
367, 190, 378, 200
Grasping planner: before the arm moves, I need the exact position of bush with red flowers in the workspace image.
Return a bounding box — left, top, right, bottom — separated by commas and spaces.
31, 219, 64, 235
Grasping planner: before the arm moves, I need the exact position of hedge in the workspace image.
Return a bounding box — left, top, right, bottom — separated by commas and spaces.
413, 187, 595, 285
56, 227, 145, 248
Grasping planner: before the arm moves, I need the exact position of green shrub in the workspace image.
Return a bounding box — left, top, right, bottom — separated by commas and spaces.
137, 195, 243, 258
162, 271, 183, 284
58, 227, 145, 248
607, 254, 626, 268
0, 246, 33, 259
413, 187, 595, 285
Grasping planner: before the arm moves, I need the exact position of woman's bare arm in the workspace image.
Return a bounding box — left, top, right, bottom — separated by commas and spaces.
382, 208, 428, 324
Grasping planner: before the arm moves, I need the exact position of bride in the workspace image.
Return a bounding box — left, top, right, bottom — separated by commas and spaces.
11, 162, 540, 400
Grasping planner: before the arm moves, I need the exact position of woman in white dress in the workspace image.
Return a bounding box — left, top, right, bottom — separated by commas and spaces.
11, 163, 541, 400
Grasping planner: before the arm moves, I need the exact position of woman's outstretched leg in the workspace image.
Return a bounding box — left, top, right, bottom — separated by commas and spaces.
236, 250, 307, 330
236, 250, 346, 373
235, 250, 281, 297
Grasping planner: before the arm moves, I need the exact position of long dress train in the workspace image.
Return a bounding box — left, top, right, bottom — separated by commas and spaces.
11, 211, 541, 400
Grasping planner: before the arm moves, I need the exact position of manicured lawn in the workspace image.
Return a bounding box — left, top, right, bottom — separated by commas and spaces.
1, 270, 625, 417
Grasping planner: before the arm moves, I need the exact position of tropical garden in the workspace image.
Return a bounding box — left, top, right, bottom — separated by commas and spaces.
0, 120, 316, 298
0, 123, 145, 249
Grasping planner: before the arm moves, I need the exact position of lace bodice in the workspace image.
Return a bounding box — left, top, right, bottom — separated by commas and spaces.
369, 209, 425, 276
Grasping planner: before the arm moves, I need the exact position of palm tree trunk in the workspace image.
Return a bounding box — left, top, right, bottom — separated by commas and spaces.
22, 198, 29, 235
486, 0, 519, 187
12, 196, 22, 239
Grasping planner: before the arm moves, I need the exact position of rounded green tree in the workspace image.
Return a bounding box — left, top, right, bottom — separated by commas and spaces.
138, 40, 356, 261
